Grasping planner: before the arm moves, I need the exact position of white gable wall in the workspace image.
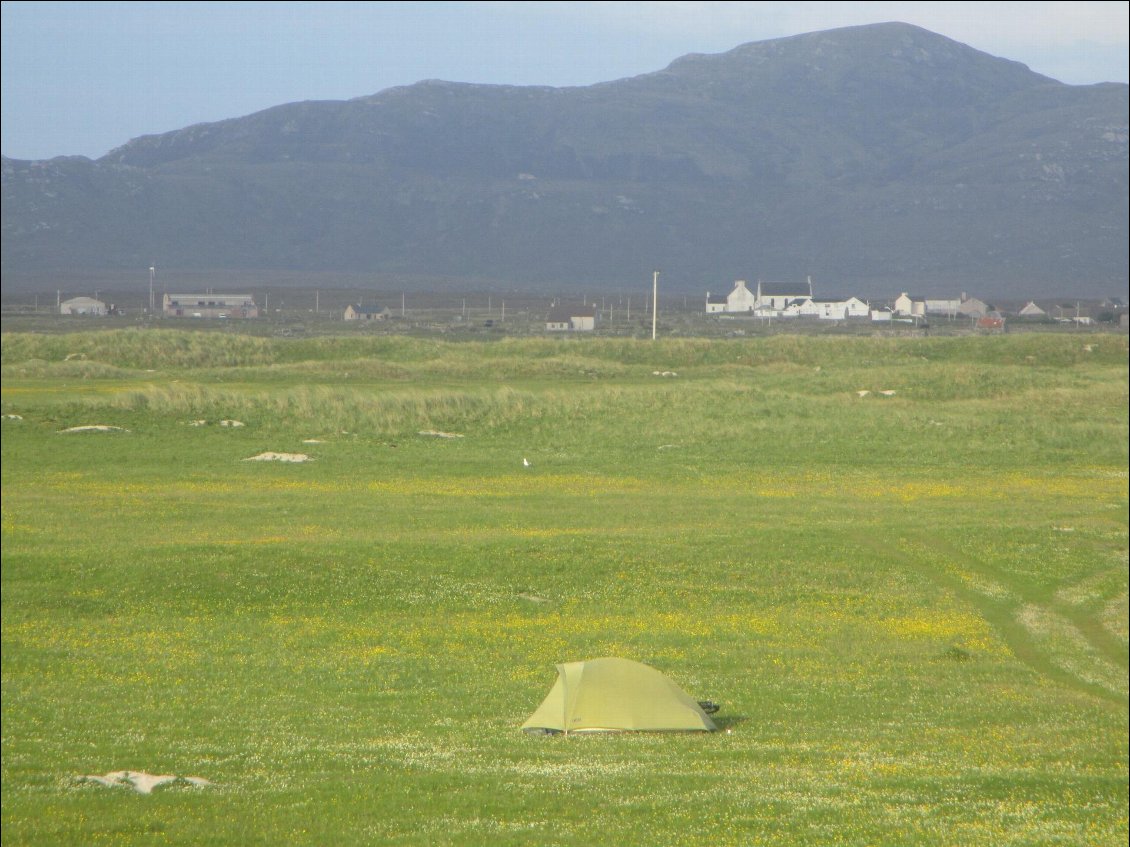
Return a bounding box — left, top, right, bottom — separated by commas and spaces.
725, 280, 756, 312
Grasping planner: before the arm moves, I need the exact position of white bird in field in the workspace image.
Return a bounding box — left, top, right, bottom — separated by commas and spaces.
523, 458, 531, 467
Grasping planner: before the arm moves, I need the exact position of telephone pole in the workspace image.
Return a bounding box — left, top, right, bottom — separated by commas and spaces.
652, 270, 659, 341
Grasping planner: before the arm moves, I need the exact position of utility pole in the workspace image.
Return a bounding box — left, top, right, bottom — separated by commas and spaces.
149, 266, 155, 314
652, 270, 659, 341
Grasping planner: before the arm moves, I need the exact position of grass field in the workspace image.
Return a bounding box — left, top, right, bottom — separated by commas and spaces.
2, 329, 1127, 846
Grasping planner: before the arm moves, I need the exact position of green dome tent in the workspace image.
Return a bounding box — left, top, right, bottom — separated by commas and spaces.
521, 657, 717, 734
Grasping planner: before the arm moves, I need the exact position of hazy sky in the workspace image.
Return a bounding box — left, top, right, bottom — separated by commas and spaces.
2, 1, 1127, 161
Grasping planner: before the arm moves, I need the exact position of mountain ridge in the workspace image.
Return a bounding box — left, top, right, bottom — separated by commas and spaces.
3, 22, 1127, 299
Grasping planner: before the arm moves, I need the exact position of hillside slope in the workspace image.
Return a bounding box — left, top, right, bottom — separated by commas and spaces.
2, 22, 1126, 298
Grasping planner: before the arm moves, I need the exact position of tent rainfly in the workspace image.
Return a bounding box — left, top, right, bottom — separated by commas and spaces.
521, 657, 717, 734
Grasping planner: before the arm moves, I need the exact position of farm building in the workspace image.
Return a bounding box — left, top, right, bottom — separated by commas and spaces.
344, 304, 391, 321
163, 293, 259, 319
60, 296, 106, 316
1018, 301, 1048, 318
546, 305, 596, 332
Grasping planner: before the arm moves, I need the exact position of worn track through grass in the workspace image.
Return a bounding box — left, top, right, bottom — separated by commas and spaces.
860, 531, 1128, 705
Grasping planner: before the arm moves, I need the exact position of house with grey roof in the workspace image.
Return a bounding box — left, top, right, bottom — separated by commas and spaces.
796, 296, 870, 320
756, 278, 813, 312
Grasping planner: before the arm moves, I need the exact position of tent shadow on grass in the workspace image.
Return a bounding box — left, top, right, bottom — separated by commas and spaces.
710, 715, 751, 731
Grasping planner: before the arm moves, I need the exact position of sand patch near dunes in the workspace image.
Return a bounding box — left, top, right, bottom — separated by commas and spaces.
243, 452, 311, 463
76, 771, 213, 794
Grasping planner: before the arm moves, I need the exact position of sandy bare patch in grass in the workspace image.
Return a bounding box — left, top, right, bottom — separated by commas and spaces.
76, 771, 212, 794
418, 430, 464, 438
243, 452, 311, 463
59, 425, 129, 433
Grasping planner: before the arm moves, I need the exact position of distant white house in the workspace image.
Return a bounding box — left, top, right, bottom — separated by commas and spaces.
925, 298, 962, 318
1017, 301, 1047, 318
344, 304, 390, 321
870, 307, 893, 322
893, 293, 927, 318
705, 293, 728, 313
709, 278, 849, 317
546, 304, 596, 332
893, 292, 991, 320
163, 293, 259, 318
755, 278, 813, 312
60, 296, 106, 316
796, 296, 870, 320
705, 280, 757, 313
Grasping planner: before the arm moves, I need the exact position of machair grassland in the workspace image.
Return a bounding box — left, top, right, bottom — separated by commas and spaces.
1, 329, 1127, 846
